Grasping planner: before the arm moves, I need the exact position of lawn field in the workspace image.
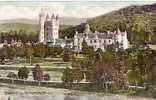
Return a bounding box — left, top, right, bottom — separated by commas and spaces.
0, 57, 71, 81
4, 57, 71, 68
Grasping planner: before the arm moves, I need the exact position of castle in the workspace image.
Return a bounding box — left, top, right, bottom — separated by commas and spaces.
74, 24, 129, 51
38, 10, 129, 51
39, 10, 59, 44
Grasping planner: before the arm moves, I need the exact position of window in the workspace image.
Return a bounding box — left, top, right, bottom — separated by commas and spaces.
104, 40, 106, 43
94, 40, 96, 43
99, 40, 101, 43
90, 40, 92, 43
109, 39, 111, 43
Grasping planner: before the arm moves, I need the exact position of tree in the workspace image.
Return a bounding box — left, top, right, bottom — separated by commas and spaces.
0, 47, 7, 59
16, 47, 25, 57
18, 66, 29, 80
48, 46, 63, 57
7, 72, 17, 79
32, 64, 43, 81
81, 40, 90, 55
94, 48, 103, 62
127, 69, 141, 84
43, 74, 50, 81
6, 47, 16, 59
34, 43, 47, 58
25, 46, 34, 65
62, 67, 74, 85
62, 49, 70, 62
72, 69, 84, 83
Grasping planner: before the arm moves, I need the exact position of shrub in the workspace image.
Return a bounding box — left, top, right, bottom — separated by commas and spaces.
7, 72, 17, 79
43, 74, 50, 81
32, 64, 43, 81
18, 66, 29, 79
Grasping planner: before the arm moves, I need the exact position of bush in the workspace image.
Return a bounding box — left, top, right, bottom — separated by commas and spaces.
16, 47, 25, 57
43, 74, 50, 81
6, 47, 16, 59
48, 46, 63, 57
18, 66, 29, 79
32, 64, 43, 81
62, 67, 74, 84
7, 72, 17, 79
62, 49, 71, 62
34, 43, 47, 58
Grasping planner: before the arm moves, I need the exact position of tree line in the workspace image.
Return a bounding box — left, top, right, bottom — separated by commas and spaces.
0, 43, 73, 64
62, 41, 156, 93
0, 29, 38, 43
7, 64, 50, 81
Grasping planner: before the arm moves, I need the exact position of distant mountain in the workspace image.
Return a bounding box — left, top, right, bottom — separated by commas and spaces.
0, 23, 39, 32
0, 17, 86, 26
0, 22, 73, 33
88, 3, 156, 30
87, 3, 156, 44
0, 17, 86, 33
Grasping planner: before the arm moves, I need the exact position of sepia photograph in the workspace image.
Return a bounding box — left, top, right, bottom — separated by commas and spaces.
0, 0, 155, 100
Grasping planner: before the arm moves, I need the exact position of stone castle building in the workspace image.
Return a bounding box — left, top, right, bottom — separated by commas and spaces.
74, 23, 129, 51
39, 10, 59, 44
38, 9, 128, 51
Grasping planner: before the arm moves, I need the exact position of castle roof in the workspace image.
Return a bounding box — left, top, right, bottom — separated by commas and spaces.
76, 31, 117, 39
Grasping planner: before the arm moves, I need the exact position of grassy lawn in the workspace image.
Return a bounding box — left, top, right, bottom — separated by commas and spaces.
0, 57, 72, 70
12, 56, 84, 67
0, 57, 71, 81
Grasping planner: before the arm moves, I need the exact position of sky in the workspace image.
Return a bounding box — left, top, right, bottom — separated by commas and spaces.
0, 0, 155, 20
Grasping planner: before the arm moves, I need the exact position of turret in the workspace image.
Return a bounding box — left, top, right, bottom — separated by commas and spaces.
46, 14, 50, 21
74, 31, 79, 48
122, 30, 128, 49
39, 9, 46, 43
84, 23, 91, 34
51, 13, 55, 19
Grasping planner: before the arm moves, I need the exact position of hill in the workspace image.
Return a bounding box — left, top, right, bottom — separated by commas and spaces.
0, 23, 39, 32
0, 17, 86, 34
0, 23, 72, 34
0, 17, 86, 26
87, 3, 156, 44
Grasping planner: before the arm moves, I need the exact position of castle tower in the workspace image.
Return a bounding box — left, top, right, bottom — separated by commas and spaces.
122, 30, 128, 49
116, 28, 128, 49
39, 9, 59, 44
39, 9, 46, 43
84, 23, 91, 34
51, 14, 59, 42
